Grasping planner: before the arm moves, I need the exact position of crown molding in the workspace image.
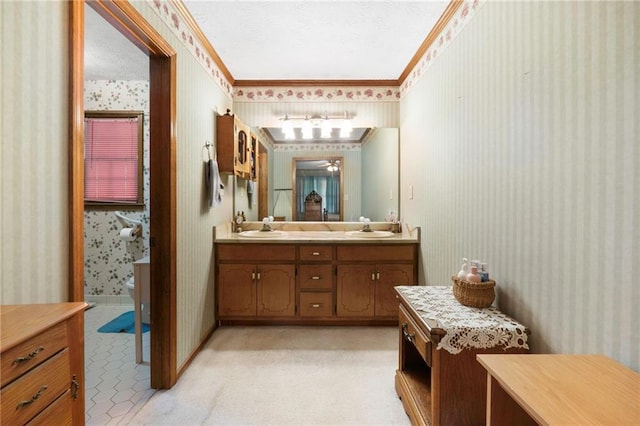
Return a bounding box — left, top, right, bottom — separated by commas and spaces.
398, 0, 463, 85
169, 0, 234, 84
234, 79, 399, 87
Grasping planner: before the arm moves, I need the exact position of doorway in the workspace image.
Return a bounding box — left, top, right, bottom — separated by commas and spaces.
70, 1, 177, 389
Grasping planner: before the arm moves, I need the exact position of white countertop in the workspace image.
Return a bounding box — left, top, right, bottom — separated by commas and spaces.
214, 222, 420, 244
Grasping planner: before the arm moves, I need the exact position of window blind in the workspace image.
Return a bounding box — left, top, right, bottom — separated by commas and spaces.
84, 117, 139, 203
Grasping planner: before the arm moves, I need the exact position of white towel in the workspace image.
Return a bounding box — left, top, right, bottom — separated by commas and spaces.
247, 180, 255, 207
206, 159, 224, 208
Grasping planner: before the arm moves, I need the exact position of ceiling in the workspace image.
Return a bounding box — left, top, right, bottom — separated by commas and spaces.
84, 1, 450, 143
182, 1, 449, 81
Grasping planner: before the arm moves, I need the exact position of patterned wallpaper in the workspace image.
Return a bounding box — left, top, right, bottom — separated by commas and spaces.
400, 1, 639, 371
84, 80, 150, 298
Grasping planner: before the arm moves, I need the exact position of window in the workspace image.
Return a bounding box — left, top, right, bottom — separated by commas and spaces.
84, 111, 144, 206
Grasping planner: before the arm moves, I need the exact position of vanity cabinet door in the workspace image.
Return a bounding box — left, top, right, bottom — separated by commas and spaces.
375, 264, 414, 317
336, 263, 414, 318
336, 265, 375, 317
218, 264, 257, 317
256, 265, 296, 317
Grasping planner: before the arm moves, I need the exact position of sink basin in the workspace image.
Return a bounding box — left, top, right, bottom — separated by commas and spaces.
345, 230, 395, 238
238, 230, 286, 238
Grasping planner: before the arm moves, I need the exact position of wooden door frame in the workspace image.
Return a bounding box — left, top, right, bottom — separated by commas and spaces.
69, 0, 177, 389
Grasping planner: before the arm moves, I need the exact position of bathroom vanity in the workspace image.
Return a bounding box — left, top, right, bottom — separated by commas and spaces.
213, 222, 419, 325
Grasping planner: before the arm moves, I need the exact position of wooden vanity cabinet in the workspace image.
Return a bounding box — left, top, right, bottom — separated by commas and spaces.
336, 245, 415, 319
215, 242, 418, 325
1, 303, 87, 426
217, 245, 296, 319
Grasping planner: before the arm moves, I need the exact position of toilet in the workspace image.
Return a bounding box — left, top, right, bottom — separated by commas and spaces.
125, 275, 151, 325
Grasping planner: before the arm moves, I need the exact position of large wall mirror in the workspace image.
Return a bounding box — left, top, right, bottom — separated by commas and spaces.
292, 157, 343, 221
233, 127, 399, 222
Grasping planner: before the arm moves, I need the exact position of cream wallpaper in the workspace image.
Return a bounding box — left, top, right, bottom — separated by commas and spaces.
1, 1, 68, 304
83, 80, 150, 299
400, 1, 639, 371
132, 0, 234, 369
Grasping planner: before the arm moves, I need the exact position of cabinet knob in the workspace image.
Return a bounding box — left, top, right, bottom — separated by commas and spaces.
371, 273, 376, 281
401, 323, 415, 343
311, 276, 321, 280
311, 304, 321, 308
312, 252, 320, 256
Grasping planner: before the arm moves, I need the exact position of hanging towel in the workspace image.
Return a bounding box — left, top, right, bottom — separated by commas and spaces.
206, 158, 224, 208
247, 180, 255, 207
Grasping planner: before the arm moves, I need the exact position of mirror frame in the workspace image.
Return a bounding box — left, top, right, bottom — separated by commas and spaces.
291, 156, 344, 221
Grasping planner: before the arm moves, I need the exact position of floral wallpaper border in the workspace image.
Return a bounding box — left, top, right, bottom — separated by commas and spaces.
145, 0, 486, 102
234, 87, 400, 102
273, 143, 361, 152
145, 0, 234, 100
400, 0, 487, 97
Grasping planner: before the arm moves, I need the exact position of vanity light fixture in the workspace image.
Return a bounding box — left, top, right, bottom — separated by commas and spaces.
301, 116, 313, 139
279, 111, 354, 139
321, 115, 332, 138
339, 111, 352, 138
281, 114, 294, 139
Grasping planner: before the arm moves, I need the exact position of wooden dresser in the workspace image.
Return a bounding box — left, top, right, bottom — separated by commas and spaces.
394, 286, 529, 425
477, 354, 640, 425
1, 302, 87, 425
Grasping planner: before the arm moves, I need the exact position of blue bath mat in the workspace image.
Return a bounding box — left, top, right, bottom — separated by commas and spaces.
98, 311, 149, 334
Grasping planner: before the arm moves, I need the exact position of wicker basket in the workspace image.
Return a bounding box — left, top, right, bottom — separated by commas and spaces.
451, 275, 496, 308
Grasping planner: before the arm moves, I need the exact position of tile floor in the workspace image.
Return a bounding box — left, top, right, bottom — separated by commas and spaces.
84, 304, 155, 425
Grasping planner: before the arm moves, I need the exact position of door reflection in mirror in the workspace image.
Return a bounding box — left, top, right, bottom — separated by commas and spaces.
292, 157, 343, 221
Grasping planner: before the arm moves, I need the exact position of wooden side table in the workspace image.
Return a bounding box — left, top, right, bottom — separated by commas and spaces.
477, 354, 640, 425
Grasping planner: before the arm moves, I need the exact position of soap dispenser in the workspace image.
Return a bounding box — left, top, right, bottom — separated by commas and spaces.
466, 265, 482, 283
456, 258, 469, 279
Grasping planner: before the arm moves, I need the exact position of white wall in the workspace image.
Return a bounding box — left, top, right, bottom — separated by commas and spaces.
400, 1, 639, 370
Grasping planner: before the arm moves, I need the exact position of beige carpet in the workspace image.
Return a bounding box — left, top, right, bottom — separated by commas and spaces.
129, 326, 411, 425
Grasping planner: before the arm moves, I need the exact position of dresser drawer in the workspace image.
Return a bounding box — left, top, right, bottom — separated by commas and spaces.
399, 304, 431, 366
1, 322, 68, 388
300, 292, 333, 317
1, 349, 71, 425
299, 265, 333, 290
27, 389, 73, 426
299, 245, 333, 261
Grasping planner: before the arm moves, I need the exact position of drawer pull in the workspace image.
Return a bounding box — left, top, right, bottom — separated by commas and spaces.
311, 276, 321, 280
71, 375, 80, 400
401, 323, 415, 343
312, 252, 320, 256
17, 385, 48, 409
311, 304, 322, 308
12, 346, 44, 365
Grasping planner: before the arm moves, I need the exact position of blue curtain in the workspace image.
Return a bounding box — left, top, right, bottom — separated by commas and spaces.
296, 175, 340, 218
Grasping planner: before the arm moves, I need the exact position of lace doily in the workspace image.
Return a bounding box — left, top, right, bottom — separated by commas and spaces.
396, 285, 529, 354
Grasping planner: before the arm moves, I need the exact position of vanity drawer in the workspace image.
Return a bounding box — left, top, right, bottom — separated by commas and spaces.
399, 304, 431, 366
337, 245, 414, 262
217, 244, 296, 261
299, 265, 333, 290
299, 292, 333, 317
299, 245, 333, 261
1, 322, 68, 387
1, 349, 71, 425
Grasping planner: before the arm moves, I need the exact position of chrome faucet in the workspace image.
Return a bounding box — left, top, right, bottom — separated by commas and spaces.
360, 217, 372, 232
261, 216, 274, 232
